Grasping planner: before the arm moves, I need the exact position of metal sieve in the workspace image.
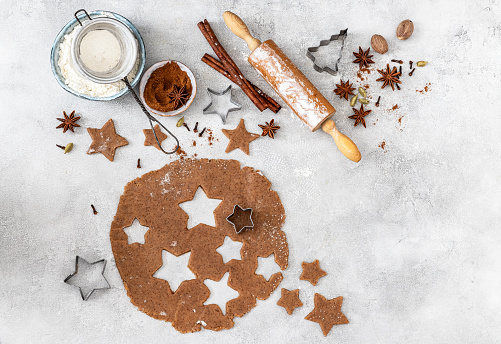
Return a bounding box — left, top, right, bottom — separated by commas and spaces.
70, 9, 179, 154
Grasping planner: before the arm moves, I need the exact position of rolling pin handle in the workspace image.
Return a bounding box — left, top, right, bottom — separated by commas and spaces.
321, 119, 362, 163
223, 11, 262, 51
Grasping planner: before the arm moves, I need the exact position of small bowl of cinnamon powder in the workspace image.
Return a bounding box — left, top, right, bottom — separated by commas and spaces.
139, 60, 196, 116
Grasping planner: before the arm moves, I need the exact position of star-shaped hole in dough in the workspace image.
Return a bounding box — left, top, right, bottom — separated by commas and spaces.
153, 250, 196, 292
203, 85, 241, 124
87, 118, 128, 161
216, 236, 243, 264
143, 124, 168, 150
178, 187, 222, 229
64, 256, 110, 300
203, 272, 239, 315
305, 293, 349, 336
300, 259, 327, 286
255, 253, 281, 281
221, 119, 260, 155
277, 288, 303, 315
123, 218, 149, 245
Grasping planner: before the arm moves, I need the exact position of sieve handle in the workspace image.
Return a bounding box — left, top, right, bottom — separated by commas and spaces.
74, 9, 92, 26
123, 77, 180, 155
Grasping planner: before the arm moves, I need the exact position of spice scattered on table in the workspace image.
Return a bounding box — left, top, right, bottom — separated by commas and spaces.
198, 127, 206, 137
350, 95, 358, 107
137, 158, 141, 168
91, 204, 98, 215
376, 96, 381, 107
409, 60, 413, 69
349, 104, 372, 128
409, 68, 415, 76
376, 64, 402, 91
371, 34, 388, 54
416, 61, 428, 67
353, 47, 375, 69
391, 59, 403, 64
258, 119, 280, 139
143, 62, 193, 112
183, 123, 190, 131
176, 116, 185, 127
396, 19, 414, 40
56, 110, 80, 133
334, 79, 355, 100
193, 122, 199, 133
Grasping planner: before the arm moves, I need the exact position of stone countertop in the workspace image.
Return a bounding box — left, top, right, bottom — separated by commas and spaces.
1, 0, 500, 343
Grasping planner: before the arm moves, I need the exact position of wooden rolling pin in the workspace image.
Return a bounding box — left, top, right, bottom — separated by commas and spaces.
223, 11, 361, 162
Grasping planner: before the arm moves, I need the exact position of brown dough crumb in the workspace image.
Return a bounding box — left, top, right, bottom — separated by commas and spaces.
300, 259, 327, 286
143, 124, 168, 150
277, 288, 303, 315
222, 119, 260, 155
87, 119, 128, 162
305, 294, 349, 336
110, 158, 289, 333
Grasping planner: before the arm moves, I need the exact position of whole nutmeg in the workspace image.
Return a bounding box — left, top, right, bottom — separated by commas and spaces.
396, 19, 414, 40
371, 34, 388, 54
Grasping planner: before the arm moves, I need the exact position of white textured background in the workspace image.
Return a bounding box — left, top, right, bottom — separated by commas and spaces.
1, 0, 500, 343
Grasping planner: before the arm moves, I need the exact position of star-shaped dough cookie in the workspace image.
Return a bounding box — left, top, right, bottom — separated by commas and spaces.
143, 124, 168, 150
87, 119, 128, 162
277, 288, 303, 315
299, 259, 327, 286
305, 294, 349, 336
221, 119, 260, 155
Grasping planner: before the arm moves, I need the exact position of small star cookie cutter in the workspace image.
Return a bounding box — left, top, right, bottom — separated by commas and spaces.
203, 85, 242, 124
306, 29, 348, 76
64, 256, 111, 301
226, 205, 254, 234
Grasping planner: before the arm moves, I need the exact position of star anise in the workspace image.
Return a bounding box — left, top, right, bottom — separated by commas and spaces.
258, 119, 280, 139
56, 110, 81, 133
168, 85, 190, 109
333, 79, 355, 100
353, 46, 375, 69
376, 64, 402, 91
348, 104, 371, 128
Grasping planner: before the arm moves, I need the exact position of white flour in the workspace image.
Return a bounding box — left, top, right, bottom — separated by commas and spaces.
58, 24, 139, 97
79, 29, 121, 73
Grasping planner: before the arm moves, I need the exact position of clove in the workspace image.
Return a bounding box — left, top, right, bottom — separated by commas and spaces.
183, 123, 190, 131
91, 204, 98, 215
376, 96, 381, 107
391, 59, 403, 64
137, 158, 141, 168
199, 127, 206, 137
193, 122, 199, 133
409, 68, 415, 76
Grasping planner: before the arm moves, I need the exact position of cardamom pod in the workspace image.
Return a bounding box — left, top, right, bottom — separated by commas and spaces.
64, 143, 73, 154
359, 98, 369, 104
176, 116, 185, 127
350, 95, 358, 107
416, 61, 428, 67
358, 87, 366, 98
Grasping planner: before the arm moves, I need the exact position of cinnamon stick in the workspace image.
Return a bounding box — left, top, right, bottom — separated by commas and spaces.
201, 54, 280, 113
198, 20, 267, 112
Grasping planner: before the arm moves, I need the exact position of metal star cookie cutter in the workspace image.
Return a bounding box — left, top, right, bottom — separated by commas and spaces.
203, 85, 242, 124
64, 256, 111, 301
306, 29, 348, 75
226, 205, 254, 234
